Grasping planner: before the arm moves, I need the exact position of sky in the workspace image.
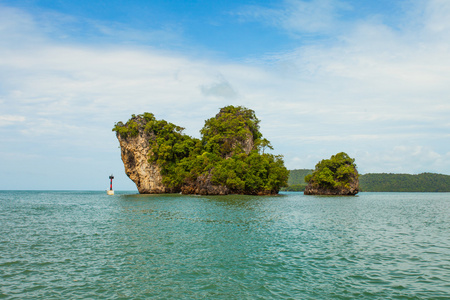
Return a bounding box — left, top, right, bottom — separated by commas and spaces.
1, 0, 449, 190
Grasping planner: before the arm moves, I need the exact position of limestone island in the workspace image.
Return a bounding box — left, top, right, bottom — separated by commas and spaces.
113, 105, 289, 195
304, 152, 359, 195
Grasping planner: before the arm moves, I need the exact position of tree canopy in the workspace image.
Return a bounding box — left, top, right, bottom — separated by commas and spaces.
359, 173, 450, 192
305, 152, 358, 190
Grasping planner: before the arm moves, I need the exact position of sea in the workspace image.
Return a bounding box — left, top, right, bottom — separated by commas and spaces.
1, 191, 449, 299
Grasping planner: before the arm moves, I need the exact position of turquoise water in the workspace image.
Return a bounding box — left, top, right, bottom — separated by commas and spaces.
1, 191, 449, 299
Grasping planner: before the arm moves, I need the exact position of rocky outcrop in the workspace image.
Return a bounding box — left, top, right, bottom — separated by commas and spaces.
304, 152, 359, 196
114, 114, 236, 195
115, 111, 257, 195
113, 106, 289, 195
114, 114, 254, 195
115, 117, 176, 194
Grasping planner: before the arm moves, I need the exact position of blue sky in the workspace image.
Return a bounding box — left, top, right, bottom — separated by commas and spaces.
1, 0, 449, 190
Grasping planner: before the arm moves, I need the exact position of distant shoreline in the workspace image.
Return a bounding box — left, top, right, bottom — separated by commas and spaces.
284, 170, 450, 192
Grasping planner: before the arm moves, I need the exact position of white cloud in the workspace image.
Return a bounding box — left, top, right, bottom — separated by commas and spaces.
420, 0, 450, 33
0, 115, 25, 126
357, 146, 450, 174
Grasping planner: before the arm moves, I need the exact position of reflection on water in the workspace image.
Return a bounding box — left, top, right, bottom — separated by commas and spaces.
0, 191, 449, 299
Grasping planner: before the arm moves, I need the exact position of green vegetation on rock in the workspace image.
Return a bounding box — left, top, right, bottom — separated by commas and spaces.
201, 105, 263, 156
305, 152, 358, 189
113, 105, 288, 195
304, 152, 359, 195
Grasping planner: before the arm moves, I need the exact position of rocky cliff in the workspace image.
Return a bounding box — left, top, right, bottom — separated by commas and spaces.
113, 106, 289, 195
115, 115, 176, 194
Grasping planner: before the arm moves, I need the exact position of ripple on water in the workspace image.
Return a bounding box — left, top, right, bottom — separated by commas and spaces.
0, 191, 449, 299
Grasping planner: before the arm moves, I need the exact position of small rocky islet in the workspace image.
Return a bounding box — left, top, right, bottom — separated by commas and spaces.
304, 152, 359, 196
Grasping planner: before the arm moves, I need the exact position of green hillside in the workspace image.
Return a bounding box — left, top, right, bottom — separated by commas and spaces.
359, 173, 450, 192
283, 171, 450, 192
288, 169, 313, 185
282, 169, 313, 191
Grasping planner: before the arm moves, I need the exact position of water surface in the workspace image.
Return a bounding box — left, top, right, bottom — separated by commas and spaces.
1, 191, 449, 299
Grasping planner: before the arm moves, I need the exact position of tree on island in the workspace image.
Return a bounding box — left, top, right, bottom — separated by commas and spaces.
304, 152, 359, 195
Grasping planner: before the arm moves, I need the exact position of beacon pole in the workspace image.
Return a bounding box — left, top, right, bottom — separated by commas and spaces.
109, 175, 114, 190
107, 174, 115, 195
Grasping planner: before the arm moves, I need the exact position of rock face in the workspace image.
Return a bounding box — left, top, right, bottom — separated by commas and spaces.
115, 117, 175, 194
304, 152, 359, 196
304, 174, 359, 195
180, 172, 230, 195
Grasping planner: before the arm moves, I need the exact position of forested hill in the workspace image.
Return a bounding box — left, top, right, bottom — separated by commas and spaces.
283, 169, 313, 191
287, 169, 313, 185
359, 173, 450, 192
283, 170, 450, 192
